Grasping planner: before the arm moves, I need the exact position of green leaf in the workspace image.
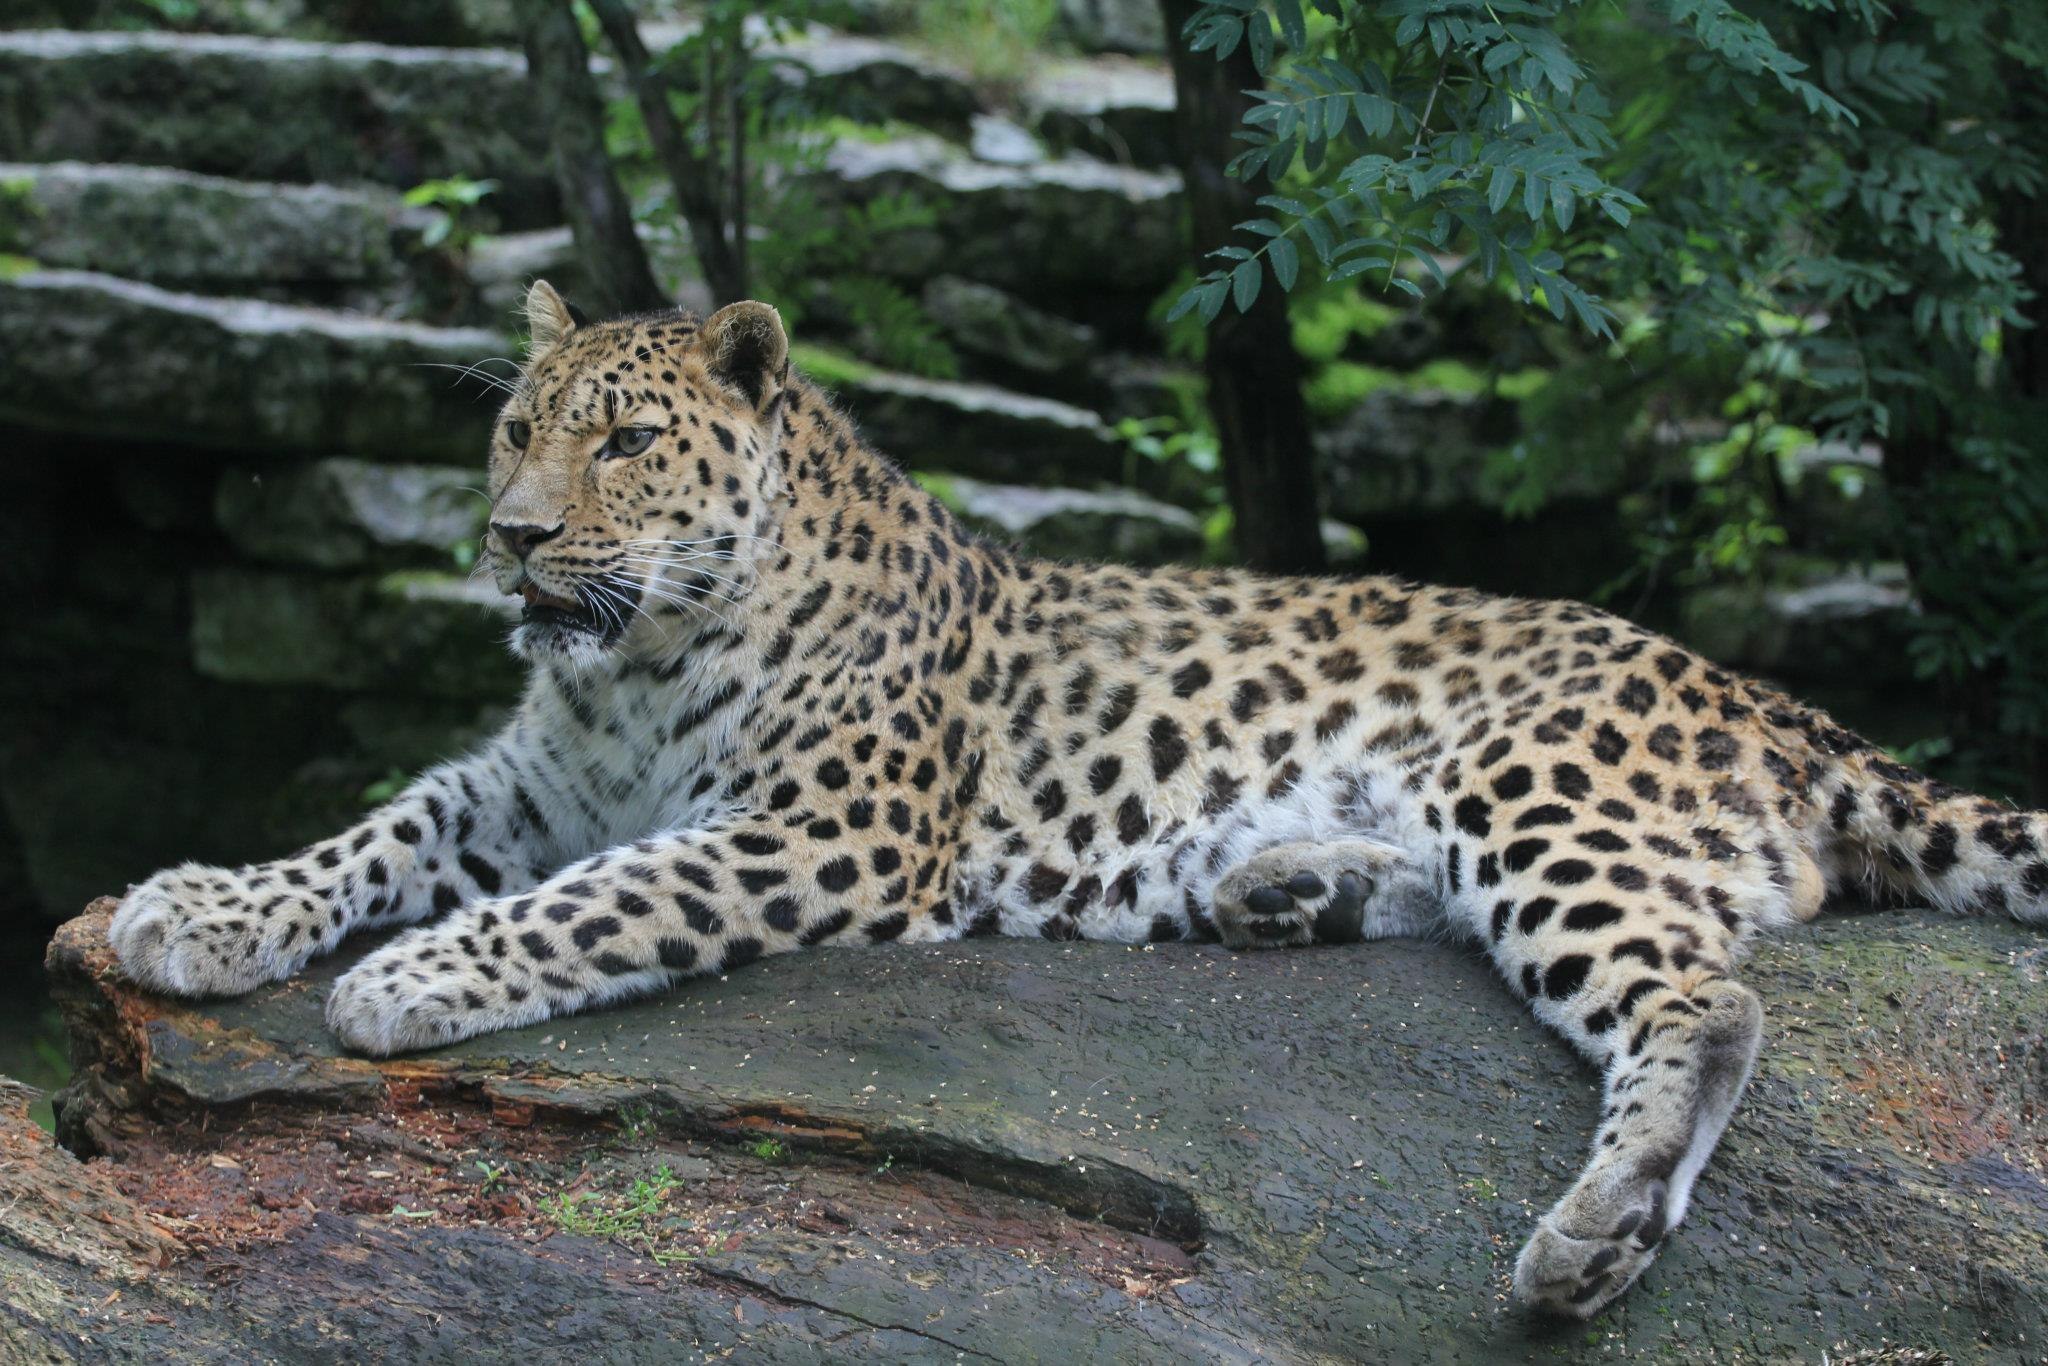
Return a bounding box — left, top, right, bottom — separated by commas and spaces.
1300, 213, 1336, 264
1230, 257, 1262, 311
1551, 181, 1575, 231
1276, 0, 1308, 50
1487, 165, 1516, 214
1247, 10, 1274, 72
1257, 194, 1310, 217
1269, 234, 1300, 291
1327, 256, 1391, 281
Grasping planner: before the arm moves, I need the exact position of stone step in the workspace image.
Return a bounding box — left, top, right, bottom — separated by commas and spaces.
1680, 563, 1917, 686
0, 30, 555, 227
645, 20, 1174, 160
1022, 56, 1176, 169
925, 472, 1205, 565
0, 269, 507, 462
191, 567, 519, 699
0, 160, 414, 293
215, 459, 487, 570
795, 345, 1140, 493
5, 0, 523, 48
806, 132, 1182, 312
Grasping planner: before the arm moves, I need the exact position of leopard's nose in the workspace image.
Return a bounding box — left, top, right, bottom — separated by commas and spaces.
492, 521, 565, 559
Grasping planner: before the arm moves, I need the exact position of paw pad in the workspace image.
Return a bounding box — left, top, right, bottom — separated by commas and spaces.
1230, 870, 1373, 945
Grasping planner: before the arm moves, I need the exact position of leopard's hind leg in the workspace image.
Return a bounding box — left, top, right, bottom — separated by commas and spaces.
1463, 830, 1769, 1315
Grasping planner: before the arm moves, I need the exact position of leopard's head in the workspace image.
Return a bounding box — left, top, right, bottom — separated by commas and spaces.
484, 280, 792, 664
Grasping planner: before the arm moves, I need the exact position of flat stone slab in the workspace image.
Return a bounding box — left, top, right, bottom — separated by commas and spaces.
0, 160, 408, 289
798, 347, 1131, 490
811, 132, 1183, 302
0, 29, 555, 226
0, 269, 506, 461
1024, 55, 1178, 168
28, 899, 2048, 1361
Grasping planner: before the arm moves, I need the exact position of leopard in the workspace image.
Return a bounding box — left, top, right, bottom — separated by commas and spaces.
110, 281, 2048, 1318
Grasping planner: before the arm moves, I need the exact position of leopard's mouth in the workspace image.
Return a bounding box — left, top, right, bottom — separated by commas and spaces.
518, 580, 598, 632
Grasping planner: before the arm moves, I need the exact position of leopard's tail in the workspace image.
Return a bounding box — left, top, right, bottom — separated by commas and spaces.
1800, 727, 2048, 924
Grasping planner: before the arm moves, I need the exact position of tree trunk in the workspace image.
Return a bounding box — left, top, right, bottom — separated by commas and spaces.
585, 0, 748, 306
512, 0, 666, 318
1160, 0, 1325, 575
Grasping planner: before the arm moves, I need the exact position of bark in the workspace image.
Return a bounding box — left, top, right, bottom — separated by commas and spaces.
1160, 0, 1325, 575
584, 0, 748, 307
512, 0, 666, 317
7, 896, 2047, 1360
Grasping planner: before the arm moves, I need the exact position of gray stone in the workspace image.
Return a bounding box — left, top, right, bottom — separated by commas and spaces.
919, 275, 1098, 387
190, 568, 521, 699
1681, 563, 1918, 686
465, 225, 586, 323
804, 350, 1128, 489
1317, 386, 1539, 518
216, 459, 489, 569
1058, 0, 1167, 53
629, 19, 982, 138
38, 899, 2048, 1360
1024, 56, 1177, 168
0, 270, 508, 462
932, 472, 1203, 564
1093, 352, 1200, 424
767, 25, 981, 137
811, 133, 1183, 302
0, 160, 405, 289
967, 113, 1043, 166
6, 0, 524, 47
0, 30, 555, 227
466, 225, 713, 327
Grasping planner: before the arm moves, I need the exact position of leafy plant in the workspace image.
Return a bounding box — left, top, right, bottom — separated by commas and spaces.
907, 0, 1064, 91
754, 192, 961, 378
402, 176, 500, 254
584, 0, 959, 377
541, 1164, 694, 1263
1170, 0, 2048, 796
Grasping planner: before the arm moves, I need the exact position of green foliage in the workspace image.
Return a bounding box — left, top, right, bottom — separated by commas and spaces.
1168, 0, 1652, 335
401, 176, 499, 253
755, 193, 961, 378
907, 0, 1064, 90
541, 1164, 695, 1262
0, 175, 41, 273
1174, 0, 2048, 795
358, 768, 410, 807
595, 1, 959, 378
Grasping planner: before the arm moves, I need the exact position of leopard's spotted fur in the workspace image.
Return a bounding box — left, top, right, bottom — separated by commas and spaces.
112, 284, 2048, 1317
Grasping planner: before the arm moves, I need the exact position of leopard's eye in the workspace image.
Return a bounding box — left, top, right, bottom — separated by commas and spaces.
505, 419, 531, 450
606, 425, 658, 459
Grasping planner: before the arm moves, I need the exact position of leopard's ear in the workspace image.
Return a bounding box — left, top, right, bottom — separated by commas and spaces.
524, 279, 578, 354
702, 300, 789, 409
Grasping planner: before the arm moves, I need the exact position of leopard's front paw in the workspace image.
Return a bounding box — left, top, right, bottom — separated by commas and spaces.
110, 863, 330, 997
325, 928, 548, 1056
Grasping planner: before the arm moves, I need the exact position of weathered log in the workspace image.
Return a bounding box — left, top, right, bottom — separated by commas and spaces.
6, 897, 2045, 1361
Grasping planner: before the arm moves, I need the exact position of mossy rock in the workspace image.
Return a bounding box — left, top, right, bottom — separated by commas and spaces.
0, 270, 505, 461
0, 30, 554, 227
